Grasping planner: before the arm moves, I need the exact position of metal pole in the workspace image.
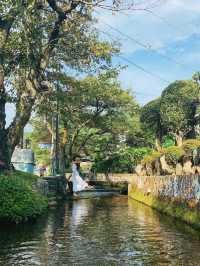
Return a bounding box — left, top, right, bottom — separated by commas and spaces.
55, 81, 60, 174
55, 109, 59, 174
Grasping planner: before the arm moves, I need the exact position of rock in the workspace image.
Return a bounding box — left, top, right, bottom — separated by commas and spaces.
183, 159, 194, 174
193, 147, 200, 165
145, 163, 153, 176
154, 159, 161, 176
135, 164, 144, 176
176, 163, 183, 175
193, 166, 200, 174
160, 155, 174, 175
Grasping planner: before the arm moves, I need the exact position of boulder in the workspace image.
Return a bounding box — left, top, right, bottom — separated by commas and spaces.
154, 159, 161, 176
183, 159, 194, 174
135, 164, 143, 175
135, 164, 147, 176
145, 163, 153, 176
160, 155, 174, 175
175, 163, 183, 175
193, 166, 200, 174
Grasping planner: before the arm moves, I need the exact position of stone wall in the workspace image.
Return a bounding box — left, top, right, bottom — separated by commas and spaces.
128, 175, 200, 229
94, 173, 134, 183
129, 175, 200, 200
42, 175, 67, 196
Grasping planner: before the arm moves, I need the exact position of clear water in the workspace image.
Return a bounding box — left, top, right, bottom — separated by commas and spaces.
1, 196, 200, 266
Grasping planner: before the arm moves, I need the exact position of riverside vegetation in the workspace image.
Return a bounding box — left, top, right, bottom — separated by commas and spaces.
0, 0, 148, 224
0, 171, 48, 223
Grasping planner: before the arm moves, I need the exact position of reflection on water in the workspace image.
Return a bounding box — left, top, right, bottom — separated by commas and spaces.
1, 196, 200, 265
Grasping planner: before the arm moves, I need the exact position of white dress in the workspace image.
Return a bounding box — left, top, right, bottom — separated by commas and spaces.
72, 163, 88, 192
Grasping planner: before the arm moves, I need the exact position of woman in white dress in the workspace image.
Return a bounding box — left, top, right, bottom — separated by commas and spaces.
71, 159, 91, 193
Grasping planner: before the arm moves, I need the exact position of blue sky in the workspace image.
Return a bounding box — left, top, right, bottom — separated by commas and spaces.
95, 0, 200, 104
6, 0, 200, 126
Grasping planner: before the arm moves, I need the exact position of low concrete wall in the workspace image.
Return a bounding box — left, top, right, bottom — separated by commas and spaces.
42, 176, 67, 196
129, 175, 200, 229
94, 173, 134, 183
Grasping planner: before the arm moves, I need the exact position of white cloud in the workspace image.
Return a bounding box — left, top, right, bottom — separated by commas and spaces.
95, 1, 200, 104
96, 0, 200, 54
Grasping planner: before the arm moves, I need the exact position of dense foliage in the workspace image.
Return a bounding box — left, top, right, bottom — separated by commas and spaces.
140, 77, 200, 149
0, 0, 120, 169
93, 147, 151, 173
163, 146, 185, 165
0, 171, 48, 223
140, 97, 163, 150
29, 72, 200, 174
160, 80, 199, 145
31, 71, 140, 173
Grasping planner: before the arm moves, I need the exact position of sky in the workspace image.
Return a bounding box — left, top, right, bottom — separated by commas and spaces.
95, 0, 200, 104
6, 0, 200, 126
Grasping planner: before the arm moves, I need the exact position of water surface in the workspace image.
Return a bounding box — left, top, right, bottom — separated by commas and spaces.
0, 196, 200, 265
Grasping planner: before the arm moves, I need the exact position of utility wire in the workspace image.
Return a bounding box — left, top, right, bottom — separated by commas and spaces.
95, 8, 190, 68
118, 54, 170, 84
99, 29, 170, 84
98, 18, 185, 67
122, 9, 185, 33
141, 9, 200, 34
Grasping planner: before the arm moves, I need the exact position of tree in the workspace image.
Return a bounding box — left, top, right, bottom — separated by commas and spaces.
0, 0, 163, 170
140, 97, 162, 150
0, 0, 119, 169
34, 70, 139, 172
160, 80, 199, 146
192, 72, 200, 84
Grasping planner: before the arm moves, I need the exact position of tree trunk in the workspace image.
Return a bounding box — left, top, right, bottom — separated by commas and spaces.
155, 137, 161, 151
155, 128, 162, 151
175, 132, 183, 147
8, 90, 35, 152
0, 2, 79, 170
0, 93, 10, 170
0, 65, 10, 170
60, 127, 68, 174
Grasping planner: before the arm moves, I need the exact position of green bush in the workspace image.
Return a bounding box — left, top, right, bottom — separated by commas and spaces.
163, 146, 185, 165
0, 171, 48, 223
142, 151, 161, 165
93, 147, 152, 173
141, 146, 185, 165
162, 135, 175, 148
182, 139, 200, 153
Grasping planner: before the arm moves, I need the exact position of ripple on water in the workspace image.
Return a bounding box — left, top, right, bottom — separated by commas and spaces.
1, 197, 200, 265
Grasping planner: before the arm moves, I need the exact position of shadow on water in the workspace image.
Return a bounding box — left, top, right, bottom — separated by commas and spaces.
1, 196, 200, 265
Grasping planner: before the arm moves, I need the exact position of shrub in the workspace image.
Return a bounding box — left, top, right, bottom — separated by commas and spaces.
141, 146, 185, 165
162, 135, 175, 148
0, 171, 48, 223
163, 146, 185, 165
142, 151, 162, 165
182, 139, 200, 153
93, 147, 152, 173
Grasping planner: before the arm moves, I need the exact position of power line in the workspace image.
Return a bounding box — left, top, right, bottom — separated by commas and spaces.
141, 9, 200, 34
98, 18, 185, 67
99, 20, 151, 50
99, 29, 171, 84
122, 9, 185, 33
118, 54, 170, 84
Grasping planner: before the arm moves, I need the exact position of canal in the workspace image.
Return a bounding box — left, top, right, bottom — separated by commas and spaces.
1, 196, 200, 265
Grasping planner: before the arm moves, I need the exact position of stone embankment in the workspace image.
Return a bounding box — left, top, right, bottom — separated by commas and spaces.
128, 175, 200, 229
94, 173, 134, 183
